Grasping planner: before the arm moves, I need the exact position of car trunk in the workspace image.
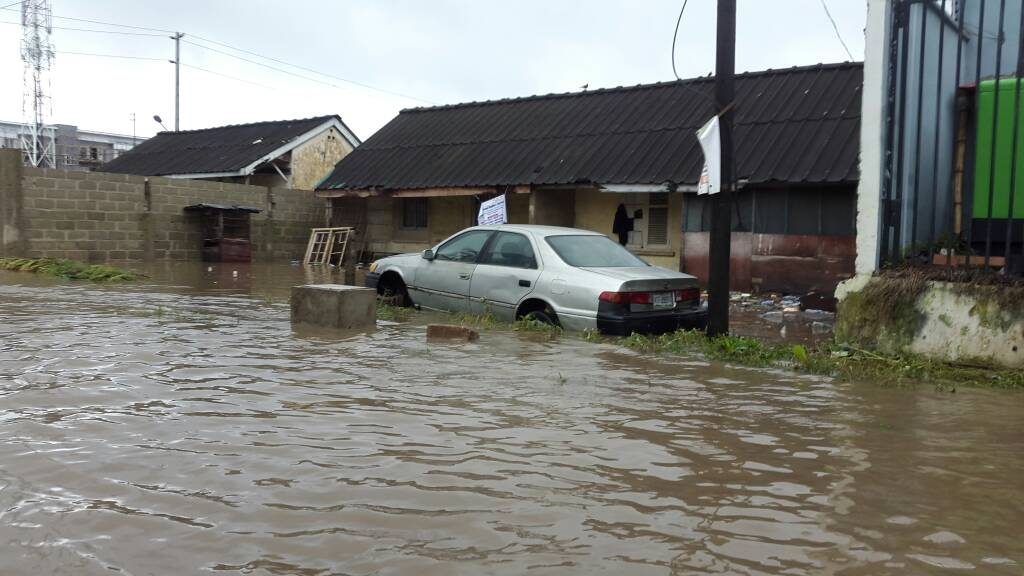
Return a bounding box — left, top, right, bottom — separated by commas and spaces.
580, 266, 699, 292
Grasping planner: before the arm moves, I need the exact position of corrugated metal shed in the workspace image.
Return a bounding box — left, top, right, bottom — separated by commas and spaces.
318, 62, 862, 191
100, 116, 352, 177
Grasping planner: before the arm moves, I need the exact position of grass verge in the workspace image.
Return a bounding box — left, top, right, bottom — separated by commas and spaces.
374, 303, 1023, 391
616, 330, 1024, 391
0, 257, 143, 281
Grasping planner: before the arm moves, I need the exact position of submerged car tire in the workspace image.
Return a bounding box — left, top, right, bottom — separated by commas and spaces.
523, 307, 558, 327
378, 275, 411, 307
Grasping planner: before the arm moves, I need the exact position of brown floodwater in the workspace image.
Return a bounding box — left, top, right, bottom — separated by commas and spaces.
0, 262, 1022, 575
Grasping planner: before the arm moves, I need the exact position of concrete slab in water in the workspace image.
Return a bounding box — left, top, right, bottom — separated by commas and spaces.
291, 284, 375, 330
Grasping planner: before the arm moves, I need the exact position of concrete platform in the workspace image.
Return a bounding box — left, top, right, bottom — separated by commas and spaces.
291, 284, 376, 330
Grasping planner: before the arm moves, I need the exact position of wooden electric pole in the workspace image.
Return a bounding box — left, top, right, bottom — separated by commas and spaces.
706, 0, 736, 337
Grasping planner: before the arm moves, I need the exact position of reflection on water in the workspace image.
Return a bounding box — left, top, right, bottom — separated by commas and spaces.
0, 263, 1021, 575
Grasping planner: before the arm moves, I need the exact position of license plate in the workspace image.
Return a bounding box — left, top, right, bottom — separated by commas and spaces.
652, 292, 675, 309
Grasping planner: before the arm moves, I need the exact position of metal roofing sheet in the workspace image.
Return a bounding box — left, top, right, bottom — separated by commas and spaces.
100, 116, 341, 176
319, 63, 862, 191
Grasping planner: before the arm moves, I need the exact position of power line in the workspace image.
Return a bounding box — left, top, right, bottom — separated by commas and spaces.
667, 1, 715, 107
0, 19, 166, 36
187, 33, 431, 104
53, 50, 279, 90
180, 62, 277, 91
820, 0, 855, 60
1, 4, 172, 32
670, 0, 690, 81
0, 1, 23, 11
2, 6, 432, 104
0, 5, 436, 104
57, 50, 163, 61
181, 38, 432, 104
45, 12, 173, 33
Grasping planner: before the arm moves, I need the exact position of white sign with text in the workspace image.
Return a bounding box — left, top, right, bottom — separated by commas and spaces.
478, 194, 507, 225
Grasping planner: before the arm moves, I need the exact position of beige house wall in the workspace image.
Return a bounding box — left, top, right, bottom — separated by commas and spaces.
291, 127, 355, 190
574, 188, 682, 270
332, 187, 682, 270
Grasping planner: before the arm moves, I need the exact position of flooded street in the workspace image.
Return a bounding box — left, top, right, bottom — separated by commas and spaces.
1, 263, 1022, 575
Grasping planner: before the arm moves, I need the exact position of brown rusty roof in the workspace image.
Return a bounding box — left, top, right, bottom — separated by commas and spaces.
318, 62, 862, 191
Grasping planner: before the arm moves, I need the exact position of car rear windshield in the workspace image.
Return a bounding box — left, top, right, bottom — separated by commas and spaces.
545, 235, 649, 267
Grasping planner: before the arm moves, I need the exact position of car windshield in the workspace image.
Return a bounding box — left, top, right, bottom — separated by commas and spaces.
545, 235, 649, 267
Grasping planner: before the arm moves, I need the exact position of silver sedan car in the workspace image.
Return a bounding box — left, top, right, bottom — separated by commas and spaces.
365, 225, 708, 335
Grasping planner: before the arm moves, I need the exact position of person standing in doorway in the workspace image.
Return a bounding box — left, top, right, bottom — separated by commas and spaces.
612, 203, 633, 246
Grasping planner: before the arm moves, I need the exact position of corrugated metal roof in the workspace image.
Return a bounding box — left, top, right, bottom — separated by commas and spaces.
100, 115, 348, 176
318, 62, 862, 191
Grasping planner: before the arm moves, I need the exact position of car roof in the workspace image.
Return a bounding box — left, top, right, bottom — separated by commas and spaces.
471, 224, 603, 237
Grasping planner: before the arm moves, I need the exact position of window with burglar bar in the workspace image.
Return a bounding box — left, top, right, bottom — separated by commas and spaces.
401, 198, 428, 229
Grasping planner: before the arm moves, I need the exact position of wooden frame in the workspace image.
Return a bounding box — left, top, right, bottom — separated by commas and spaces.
303, 227, 355, 265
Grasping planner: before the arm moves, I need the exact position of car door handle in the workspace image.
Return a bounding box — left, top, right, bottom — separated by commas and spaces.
458, 273, 471, 280
518, 279, 531, 287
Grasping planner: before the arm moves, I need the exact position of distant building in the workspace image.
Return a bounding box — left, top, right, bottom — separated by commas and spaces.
0, 120, 140, 171
99, 115, 361, 190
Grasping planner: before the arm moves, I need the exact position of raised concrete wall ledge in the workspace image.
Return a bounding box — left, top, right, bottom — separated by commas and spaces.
291, 284, 376, 330
837, 276, 1024, 369
910, 283, 1024, 368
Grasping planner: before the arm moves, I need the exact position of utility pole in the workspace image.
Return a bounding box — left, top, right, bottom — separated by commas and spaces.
170, 32, 184, 131
706, 0, 736, 337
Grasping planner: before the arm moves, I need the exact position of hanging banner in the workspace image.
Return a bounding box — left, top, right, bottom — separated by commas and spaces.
696, 115, 721, 195
477, 194, 507, 225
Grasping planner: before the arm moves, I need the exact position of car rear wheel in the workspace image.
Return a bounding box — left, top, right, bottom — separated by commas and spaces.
523, 307, 558, 327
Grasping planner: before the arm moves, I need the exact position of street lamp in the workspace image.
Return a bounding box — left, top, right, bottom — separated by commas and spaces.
153, 115, 168, 131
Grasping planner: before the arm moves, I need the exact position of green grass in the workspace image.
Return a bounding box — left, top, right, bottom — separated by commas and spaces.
619, 329, 1024, 391
370, 301, 1023, 391
449, 310, 505, 329
0, 257, 142, 281
512, 316, 564, 339
376, 302, 417, 321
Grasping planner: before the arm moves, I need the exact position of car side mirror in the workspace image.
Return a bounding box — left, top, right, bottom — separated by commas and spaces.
422, 249, 435, 261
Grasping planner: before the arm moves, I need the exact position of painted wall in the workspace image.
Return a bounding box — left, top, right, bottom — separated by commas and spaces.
332, 188, 684, 269
574, 188, 683, 270
507, 192, 530, 223
856, 0, 889, 274
291, 127, 355, 190
1, 150, 326, 262
683, 231, 855, 294
529, 188, 575, 227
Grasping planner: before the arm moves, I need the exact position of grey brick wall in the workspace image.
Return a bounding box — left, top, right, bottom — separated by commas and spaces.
3, 150, 326, 263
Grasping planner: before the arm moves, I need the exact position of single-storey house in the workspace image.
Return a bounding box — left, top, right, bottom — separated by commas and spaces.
317, 62, 862, 294
100, 115, 361, 189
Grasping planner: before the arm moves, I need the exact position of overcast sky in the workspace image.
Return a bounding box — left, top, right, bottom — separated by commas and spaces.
0, 1, 866, 141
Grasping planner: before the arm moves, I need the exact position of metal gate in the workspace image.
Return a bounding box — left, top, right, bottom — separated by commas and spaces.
881, 0, 1024, 273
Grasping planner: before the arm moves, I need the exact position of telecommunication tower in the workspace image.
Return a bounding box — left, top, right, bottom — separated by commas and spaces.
20, 0, 55, 168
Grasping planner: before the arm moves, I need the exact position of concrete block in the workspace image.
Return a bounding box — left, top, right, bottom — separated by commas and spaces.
291, 284, 376, 330
426, 324, 480, 342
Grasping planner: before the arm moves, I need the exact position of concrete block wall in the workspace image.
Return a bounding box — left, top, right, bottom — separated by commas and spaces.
1, 149, 326, 262
1, 149, 26, 258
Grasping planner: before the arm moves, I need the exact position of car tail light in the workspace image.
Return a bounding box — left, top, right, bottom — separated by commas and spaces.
599, 291, 654, 305
599, 291, 623, 304
628, 292, 652, 305
676, 287, 700, 302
